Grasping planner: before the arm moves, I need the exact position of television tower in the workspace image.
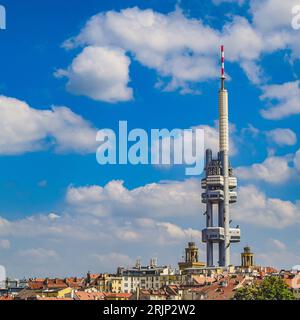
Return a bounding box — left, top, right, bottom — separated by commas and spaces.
201, 46, 240, 268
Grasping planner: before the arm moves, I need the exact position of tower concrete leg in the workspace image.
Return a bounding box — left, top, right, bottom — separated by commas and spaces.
206, 202, 213, 267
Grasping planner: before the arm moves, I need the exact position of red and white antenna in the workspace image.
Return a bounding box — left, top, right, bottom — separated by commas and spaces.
221, 45, 226, 90
221, 45, 225, 79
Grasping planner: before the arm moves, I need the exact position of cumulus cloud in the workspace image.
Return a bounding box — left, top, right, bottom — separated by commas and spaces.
250, 0, 299, 33
0, 95, 99, 155
157, 222, 201, 240
67, 177, 300, 231
236, 155, 295, 184
1, 176, 300, 275
55, 3, 300, 104
66, 179, 202, 217
265, 128, 297, 146
0, 210, 202, 276
260, 81, 300, 120
232, 184, 300, 228
60, 6, 294, 100
55, 46, 133, 103
250, 0, 300, 58
61, 7, 220, 96
0, 177, 205, 276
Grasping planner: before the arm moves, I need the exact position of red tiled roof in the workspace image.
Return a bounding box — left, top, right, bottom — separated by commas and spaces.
31, 278, 46, 282
89, 274, 101, 280
285, 276, 300, 288
190, 276, 246, 300
28, 282, 44, 290
46, 283, 68, 289
0, 296, 14, 300
75, 292, 105, 301
192, 276, 215, 285
104, 293, 132, 299
36, 297, 73, 301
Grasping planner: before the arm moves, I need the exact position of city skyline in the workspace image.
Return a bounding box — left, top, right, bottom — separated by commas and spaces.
0, 0, 300, 278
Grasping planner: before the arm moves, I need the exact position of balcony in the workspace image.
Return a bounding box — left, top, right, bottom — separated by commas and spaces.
202, 190, 224, 203
229, 228, 241, 243
202, 227, 225, 243
202, 176, 237, 190
229, 191, 237, 203
202, 227, 241, 243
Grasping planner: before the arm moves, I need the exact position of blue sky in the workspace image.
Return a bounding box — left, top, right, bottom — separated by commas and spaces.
0, 0, 300, 278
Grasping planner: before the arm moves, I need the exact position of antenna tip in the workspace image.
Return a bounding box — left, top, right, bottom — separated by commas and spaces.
221, 45, 225, 79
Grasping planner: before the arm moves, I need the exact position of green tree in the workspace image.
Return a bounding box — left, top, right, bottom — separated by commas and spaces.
233, 276, 295, 300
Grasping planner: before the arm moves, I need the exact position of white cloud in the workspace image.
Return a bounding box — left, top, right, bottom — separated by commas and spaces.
249, 1, 300, 119
66, 179, 202, 217
0, 210, 201, 276
294, 149, 300, 170
56, 46, 133, 103
68, 177, 300, 232
1, 176, 300, 275
60, 6, 287, 98
157, 222, 201, 240
0, 95, 99, 155
260, 81, 300, 120
236, 155, 294, 184
91, 252, 133, 269
256, 250, 300, 269
19, 248, 59, 261
221, 16, 264, 62
0, 239, 10, 249
56, 3, 300, 102
62, 7, 220, 95
250, 0, 300, 58
48, 213, 61, 221
268, 238, 287, 250
250, 0, 299, 33
117, 230, 140, 242
232, 184, 300, 228
240, 60, 265, 85
256, 237, 300, 268
266, 128, 297, 146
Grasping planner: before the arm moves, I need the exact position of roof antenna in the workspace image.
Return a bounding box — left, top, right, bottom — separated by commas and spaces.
221, 45, 226, 90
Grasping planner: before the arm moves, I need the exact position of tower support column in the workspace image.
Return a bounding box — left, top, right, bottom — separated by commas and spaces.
206, 202, 213, 267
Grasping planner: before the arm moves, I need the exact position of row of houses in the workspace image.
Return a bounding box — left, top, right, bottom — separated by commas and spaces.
1, 244, 299, 300
1, 269, 298, 300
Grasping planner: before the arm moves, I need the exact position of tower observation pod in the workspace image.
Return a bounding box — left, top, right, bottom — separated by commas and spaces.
201, 46, 240, 268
